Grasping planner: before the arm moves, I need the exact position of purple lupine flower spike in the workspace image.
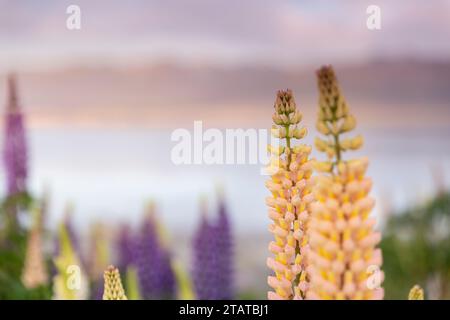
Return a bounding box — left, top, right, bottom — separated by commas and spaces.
215, 199, 234, 299
117, 224, 135, 272
93, 278, 104, 300
192, 197, 234, 300
134, 213, 176, 299
3, 74, 28, 196
192, 214, 216, 299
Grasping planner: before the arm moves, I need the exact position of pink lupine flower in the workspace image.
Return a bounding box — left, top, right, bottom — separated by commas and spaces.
22, 208, 48, 289
306, 66, 384, 300
266, 90, 314, 300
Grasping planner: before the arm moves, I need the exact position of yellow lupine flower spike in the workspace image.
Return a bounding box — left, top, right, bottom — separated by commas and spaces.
52, 224, 89, 300
125, 266, 141, 300
266, 90, 314, 300
408, 285, 424, 300
307, 66, 383, 300
103, 265, 127, 300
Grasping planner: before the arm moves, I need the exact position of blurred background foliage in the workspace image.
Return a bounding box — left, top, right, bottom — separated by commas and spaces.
1, 189, 449, 299
381, 191, 450, 299
0, 193, 52, 300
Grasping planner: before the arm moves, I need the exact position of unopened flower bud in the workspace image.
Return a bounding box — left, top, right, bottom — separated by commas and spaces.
272, 113, 283, 125
340, 115, 356, 133
350, 135, 363, 150
316, 120, 330, 135
294, 127, 307, 139
314, 137, 328, 152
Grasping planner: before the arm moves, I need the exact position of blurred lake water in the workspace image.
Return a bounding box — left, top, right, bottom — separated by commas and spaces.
0, 126, 447, 234
0, 126, 449, 296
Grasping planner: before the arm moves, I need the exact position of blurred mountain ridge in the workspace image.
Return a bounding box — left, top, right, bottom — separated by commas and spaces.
0, 59, 449, 128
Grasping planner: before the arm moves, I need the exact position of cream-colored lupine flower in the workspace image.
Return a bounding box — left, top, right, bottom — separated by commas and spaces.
266, 89, 314, 300
306, 66, 384, 300
103, 265, 127, 300
22, 208, 48, 289
52, 224, 89, 300
408, 285, 424, 300
87, 222, 110, 280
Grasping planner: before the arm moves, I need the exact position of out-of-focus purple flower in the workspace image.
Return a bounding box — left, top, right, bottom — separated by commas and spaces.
192, 200, 234, 300
215, 200, 233, 299
192, 216, 217, 299
3, 74, 27, 196
92, 278, 104, 300
117, 224, 135, 272
134, 216, 176, 299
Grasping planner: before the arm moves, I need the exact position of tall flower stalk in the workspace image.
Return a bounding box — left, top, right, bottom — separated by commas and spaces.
87, 222, 110, 280
52, 224, 89, 300
52, 205, 83, 279
125, 266, 141, 300
63, 204, 82, 259
173, 260, 195, 300
21, 208, 48, 289
134, 210, 175, 299
103, 265, 127, 300
192, 197, 234, 300
192, 206, 215, 299
215, 198, 233, 298
408, 285, 424, 300
307, 66, 383, 300
87, 222, 110, 300
265, 90, 314, 300
117, 224, 135, 272
3, 74, 27, 196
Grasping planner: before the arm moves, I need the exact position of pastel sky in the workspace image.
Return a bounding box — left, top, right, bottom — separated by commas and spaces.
0, 1, 449, 131
1, 0, 450, 71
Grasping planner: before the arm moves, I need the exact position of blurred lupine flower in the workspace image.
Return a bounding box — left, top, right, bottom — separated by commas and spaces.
408, 285, 424, 300
115, 227, 143, 300
116, 224, 136, 272
52, 205, 83, 279
87, 222, 111, 300
215, 199, 234, 299
306, 66, 383, 300
103, 265, 127, 300
125, 266, 141, 300
3, 74, 27, 196
54, 204, 81, 259
135, 213, 176, 299
192, 215, 216, 299
52, 224, 89, 300
21, 208, 48, 289
192, 199, 234, 300
93, 279, 104, 300
265, 90, 314, 300
173, 260, 195, 300
38, 188, 50, 232
87, 222, 110, 280
64, 204, 82, 255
